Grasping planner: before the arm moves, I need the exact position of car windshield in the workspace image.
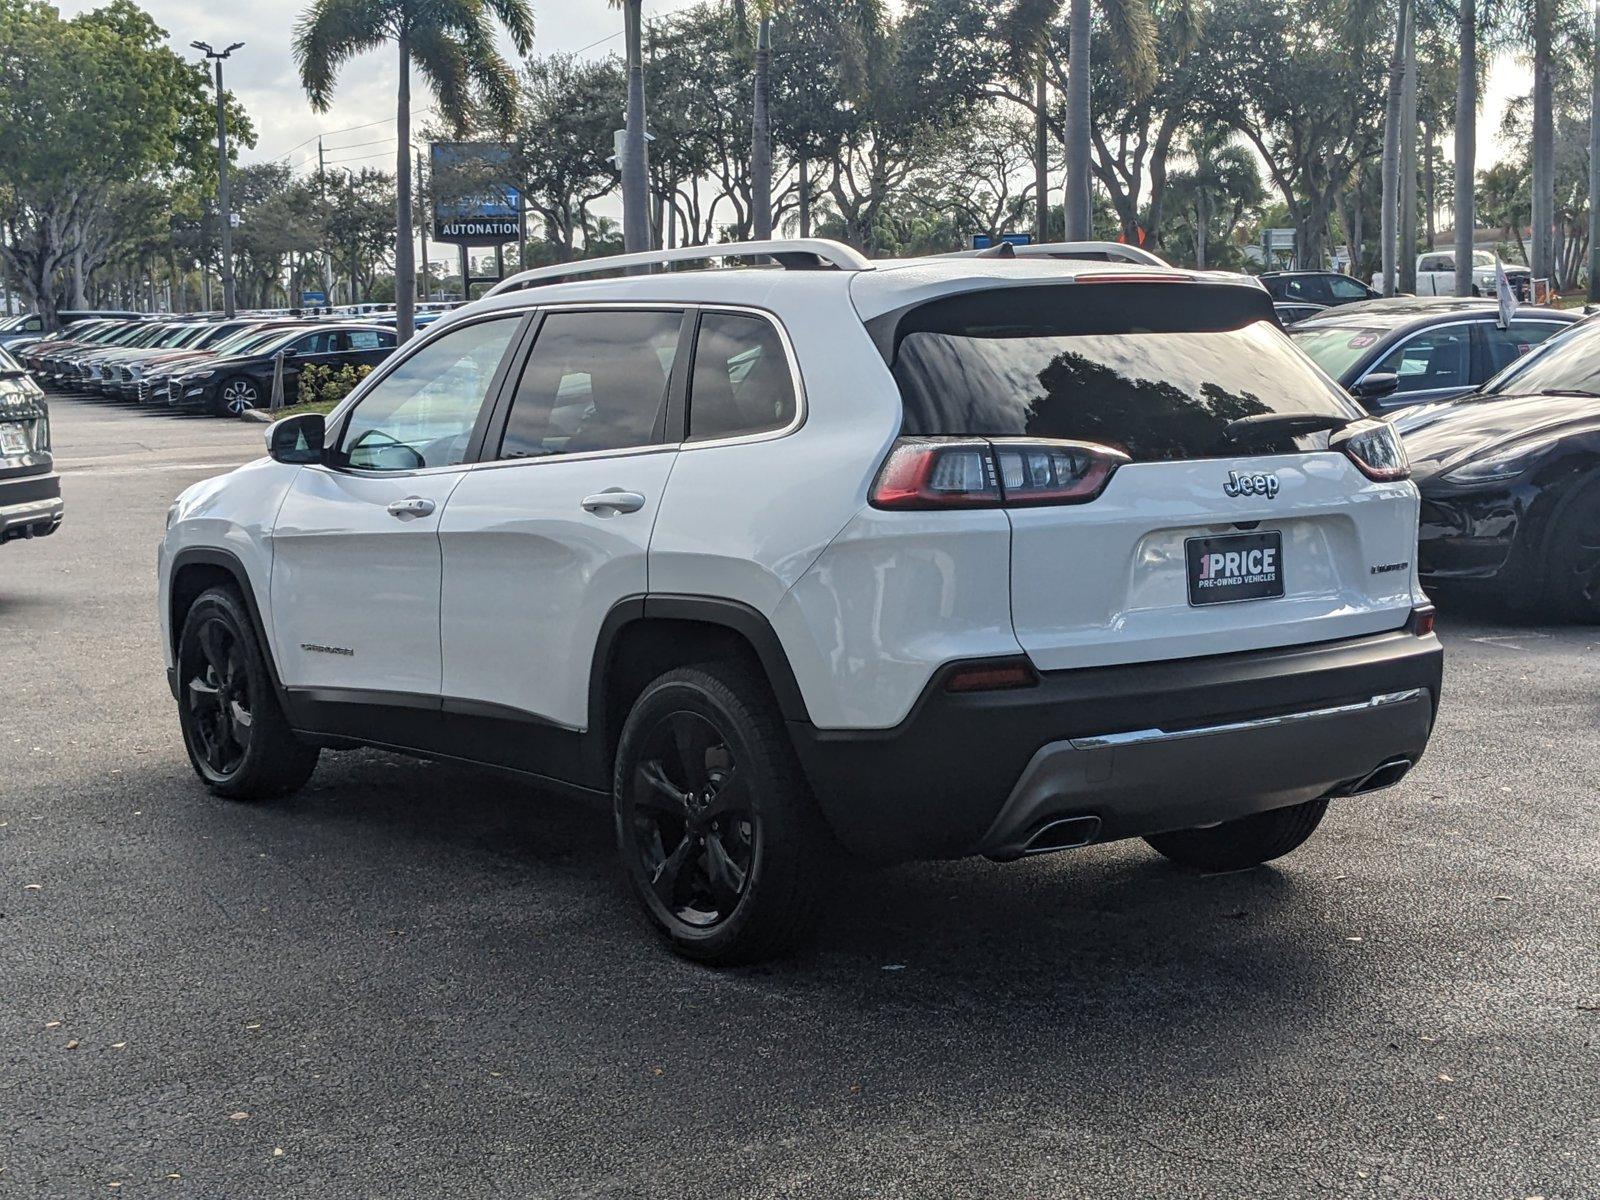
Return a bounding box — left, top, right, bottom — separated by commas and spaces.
1482, 320, 1600, 396
1289, 324, 1390, 380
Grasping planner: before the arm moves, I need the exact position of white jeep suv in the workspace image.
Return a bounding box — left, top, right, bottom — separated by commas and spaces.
159, 240, 1444, 963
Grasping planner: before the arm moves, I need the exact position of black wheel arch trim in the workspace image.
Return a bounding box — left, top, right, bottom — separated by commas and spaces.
167, 546, 288, 705
588, 595, 813, 734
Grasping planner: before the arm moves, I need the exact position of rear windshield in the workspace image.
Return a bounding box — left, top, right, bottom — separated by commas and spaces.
886, 284, 1360, 461
1289, 324, 1388, 380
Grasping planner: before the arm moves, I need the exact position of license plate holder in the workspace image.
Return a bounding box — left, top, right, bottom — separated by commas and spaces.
1185, 531, 1285, 606
0, 421, 26, 457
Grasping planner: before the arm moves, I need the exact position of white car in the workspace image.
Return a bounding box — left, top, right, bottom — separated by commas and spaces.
159, 239, 1444, 963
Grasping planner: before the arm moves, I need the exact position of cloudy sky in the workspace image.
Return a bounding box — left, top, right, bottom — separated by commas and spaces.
59, 0, 1526, 192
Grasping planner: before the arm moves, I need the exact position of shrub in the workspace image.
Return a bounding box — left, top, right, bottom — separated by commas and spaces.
296, 362, 374, 408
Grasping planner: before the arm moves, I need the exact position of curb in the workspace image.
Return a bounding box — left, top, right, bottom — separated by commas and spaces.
241, 409, 275, 424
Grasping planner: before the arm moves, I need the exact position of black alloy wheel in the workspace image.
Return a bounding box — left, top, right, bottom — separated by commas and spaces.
183, 615, 253, 781
176, 587, 319, 799
613, 664, 830, 964
622, 710, 756, 930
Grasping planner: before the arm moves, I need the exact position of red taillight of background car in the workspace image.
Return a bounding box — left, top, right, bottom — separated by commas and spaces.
1334, 419, 1411, 482
870, 437, 1130, 511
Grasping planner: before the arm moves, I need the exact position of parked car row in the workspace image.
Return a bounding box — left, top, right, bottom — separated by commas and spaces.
11, 315, 398, 416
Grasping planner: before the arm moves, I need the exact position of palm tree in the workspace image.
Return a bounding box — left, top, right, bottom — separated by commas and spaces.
607, 0, 651, 253
294, 0, 534, 341
1453, 0, 1476, 297
1006, 0, 1156, 241
1167, 131, 1262, 269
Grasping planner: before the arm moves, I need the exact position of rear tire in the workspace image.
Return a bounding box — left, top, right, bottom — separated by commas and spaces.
1143, 797, 1328, 872
176, 586, 319, 800
613, 662, 830, 965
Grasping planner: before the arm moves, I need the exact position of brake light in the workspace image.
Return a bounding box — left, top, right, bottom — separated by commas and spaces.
870, 437, 1129, 510
1410, 605, 1436, 636
1078, 273, 1193, 285
1334, 419, 1410, 482
871, 438, 1000, 508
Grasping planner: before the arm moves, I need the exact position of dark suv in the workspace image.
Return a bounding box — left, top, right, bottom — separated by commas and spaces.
0, 348, 60, 546
1260, 271, 1380, 308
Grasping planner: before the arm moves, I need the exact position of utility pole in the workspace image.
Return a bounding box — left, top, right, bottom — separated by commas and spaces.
193, 40, 244, 318
418, 148, 430, 302
320, 138, 334, 306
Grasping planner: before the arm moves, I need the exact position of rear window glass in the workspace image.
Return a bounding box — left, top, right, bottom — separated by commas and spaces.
888, 285, 1360, 462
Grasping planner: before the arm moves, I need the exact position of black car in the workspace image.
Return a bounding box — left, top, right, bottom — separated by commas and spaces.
1393, 317, 1600, 619
0, 346, 61, 546
1260, 271, 1379, 307
1274, 301, 1328, 326
1289, 299, 1577, 412
172, 324, 397, 416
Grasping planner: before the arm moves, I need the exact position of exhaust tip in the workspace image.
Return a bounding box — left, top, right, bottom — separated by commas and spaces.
1022, 815, 1102, 856
1351, 757, 1414, 795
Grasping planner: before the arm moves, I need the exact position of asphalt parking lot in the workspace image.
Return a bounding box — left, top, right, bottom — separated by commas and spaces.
3, 395, 1597, 1199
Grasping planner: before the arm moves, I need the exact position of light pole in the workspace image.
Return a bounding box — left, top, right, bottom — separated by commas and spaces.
192, 40, 244, 318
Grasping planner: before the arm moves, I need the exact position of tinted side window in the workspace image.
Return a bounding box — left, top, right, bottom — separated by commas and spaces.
1482, 320, 1566, 375
498, 310, 682, 459
338, 317, 520, 471
687, 312, 796, 441
1372, 326, 1472, 394
1327, 276, 1370, 300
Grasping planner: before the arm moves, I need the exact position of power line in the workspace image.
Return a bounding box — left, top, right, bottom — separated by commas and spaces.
267, 107, 437, 162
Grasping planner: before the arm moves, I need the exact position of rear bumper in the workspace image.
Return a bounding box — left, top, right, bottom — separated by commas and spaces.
790, 625, 1443, 862
0, 467, 63, 543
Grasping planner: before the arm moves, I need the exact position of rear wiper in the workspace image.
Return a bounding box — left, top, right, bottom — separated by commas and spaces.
1223, 412, 1354, 445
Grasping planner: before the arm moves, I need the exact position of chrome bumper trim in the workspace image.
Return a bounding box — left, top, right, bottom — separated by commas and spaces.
1067, 688, 1429, 751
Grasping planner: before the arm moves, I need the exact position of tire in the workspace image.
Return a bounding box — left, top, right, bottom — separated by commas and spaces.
214, 375, 261, 417
1143, 797, 1329, 872
176, 586, 319, 800
1538, 481, 1600, 622
613, 662, 830, 965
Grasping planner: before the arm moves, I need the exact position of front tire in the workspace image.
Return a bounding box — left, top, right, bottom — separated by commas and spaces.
176, 586, 319, 799
613, 663, 830, 965
214, 375, 261, 417
1143, 797, 1328, 872
1539, 481, 1600, 622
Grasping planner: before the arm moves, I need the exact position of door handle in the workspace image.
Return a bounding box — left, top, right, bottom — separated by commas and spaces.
386, 496, 436, 519
581, 490, 647, 515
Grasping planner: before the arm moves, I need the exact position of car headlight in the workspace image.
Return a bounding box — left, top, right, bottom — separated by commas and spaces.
1442, 444, 1543, 484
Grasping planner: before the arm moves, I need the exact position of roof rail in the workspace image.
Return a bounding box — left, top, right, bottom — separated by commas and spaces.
486, 238, 872, 297
938, 240, 1170, 267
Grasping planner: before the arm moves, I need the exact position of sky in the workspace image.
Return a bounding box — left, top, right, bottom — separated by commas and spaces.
58, 0, 1529, 209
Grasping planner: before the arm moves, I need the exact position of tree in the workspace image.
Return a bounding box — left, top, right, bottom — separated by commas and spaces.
1454, 0, 1478, 296
1164, 131, 1264, 267
512, 55, 625, 259
0, 0, 246, 327
1005, 0, 1158, 239
294, 0, 533, 341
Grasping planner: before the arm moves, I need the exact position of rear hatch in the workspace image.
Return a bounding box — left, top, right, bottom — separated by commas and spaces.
0, 366, 50, 468
878, 279, 1420, 669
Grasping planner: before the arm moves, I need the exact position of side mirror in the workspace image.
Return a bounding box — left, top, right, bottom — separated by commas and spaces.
266, 412, 325, 464
1351, 372, 1400, 401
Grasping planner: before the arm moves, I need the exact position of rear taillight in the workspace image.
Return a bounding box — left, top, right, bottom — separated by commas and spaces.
870, 437, 1129, 510
1334, 419, 1410, 482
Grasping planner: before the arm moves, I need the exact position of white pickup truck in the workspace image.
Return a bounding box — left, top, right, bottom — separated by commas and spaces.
1375, 251, 1533, 298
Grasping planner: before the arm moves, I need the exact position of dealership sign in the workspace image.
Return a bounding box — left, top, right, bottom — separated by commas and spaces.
431, 142, 521, 246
